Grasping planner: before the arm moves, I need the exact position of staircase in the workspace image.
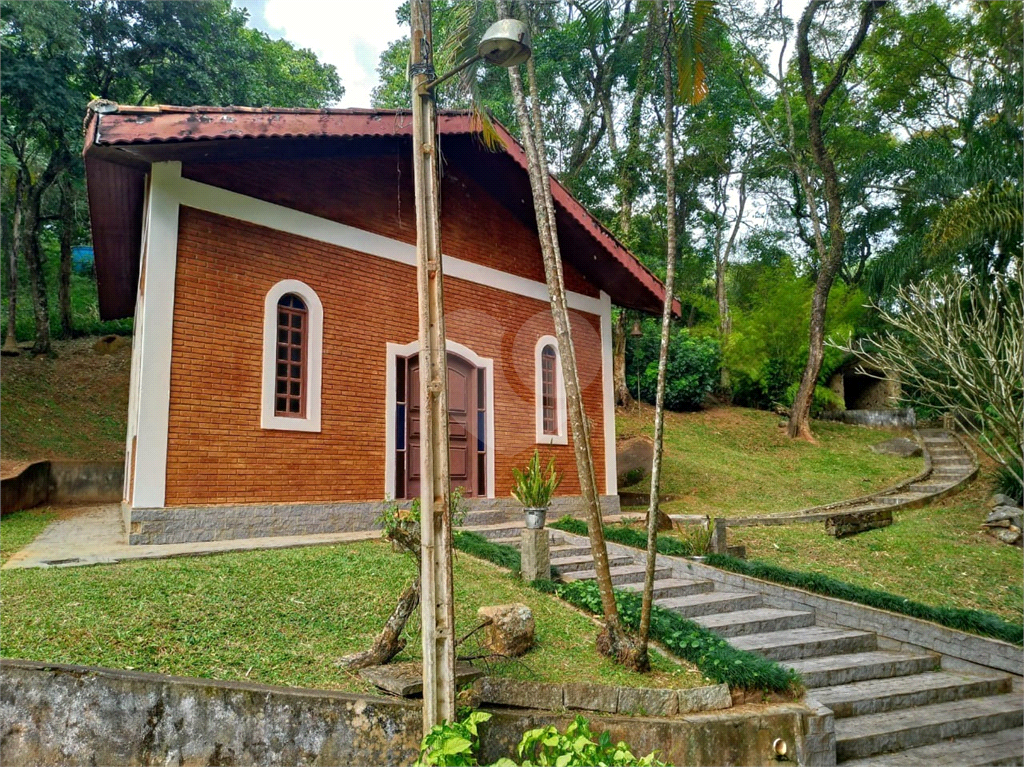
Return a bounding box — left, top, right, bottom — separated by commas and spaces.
467, 521, 1023, 765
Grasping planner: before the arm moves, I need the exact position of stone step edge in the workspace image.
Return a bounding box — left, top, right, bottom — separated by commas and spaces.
473, 676, 731, 717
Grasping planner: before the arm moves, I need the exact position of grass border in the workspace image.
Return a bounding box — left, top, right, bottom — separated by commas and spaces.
548, 516, 1023, 646
452, 530, 800, 693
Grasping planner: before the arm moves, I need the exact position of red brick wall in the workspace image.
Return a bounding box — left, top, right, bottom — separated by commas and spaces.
164, 207, 607, 506
183, 153, 599, 298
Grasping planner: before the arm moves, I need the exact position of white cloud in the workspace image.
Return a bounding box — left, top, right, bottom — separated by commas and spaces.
235, 0, 405, 108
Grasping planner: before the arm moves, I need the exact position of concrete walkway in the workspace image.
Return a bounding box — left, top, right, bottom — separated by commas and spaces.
2, 504, 378, 570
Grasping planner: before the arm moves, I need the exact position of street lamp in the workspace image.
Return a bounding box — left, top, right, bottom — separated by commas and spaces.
408, 2, 531, 732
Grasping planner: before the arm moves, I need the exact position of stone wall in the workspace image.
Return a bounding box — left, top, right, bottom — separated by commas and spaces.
0, 659, 827, 767
0, 461, 123, 516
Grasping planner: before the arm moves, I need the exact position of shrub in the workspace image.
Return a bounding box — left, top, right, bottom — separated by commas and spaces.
995, 465, 1024, 506
631, 329, 720, 411
498, 714, 665, 766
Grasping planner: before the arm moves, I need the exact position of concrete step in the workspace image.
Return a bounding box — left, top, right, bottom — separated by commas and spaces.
835, 694, 1024, 762
787, 651, 938, 689
461, 522, 527, 540
875, 494, 931, 505
655, 590, 763, 618
462, 510, 521, 527
693, 607, 816, 638
907, 483, 953, 494
619, 577, 715, 600
730, 626, 877, 662
810, 671, 1012, 719
549, 552, 632, 573
840, 727, 1024, 767
548, 543, 594, 558
560, 563, 672, 586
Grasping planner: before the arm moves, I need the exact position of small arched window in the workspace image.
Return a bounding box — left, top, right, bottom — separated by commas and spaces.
535, 335, 567, 445
262, 280, 323, 432
275, 294, 307, 417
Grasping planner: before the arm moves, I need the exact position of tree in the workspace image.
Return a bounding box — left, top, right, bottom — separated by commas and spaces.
497, 0, 643, 668
841, 272, 1022, 492
1, 0, 343, 353
785, 0, 885, 440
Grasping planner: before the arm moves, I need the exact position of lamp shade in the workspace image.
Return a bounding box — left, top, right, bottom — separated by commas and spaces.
477, 19, 532, 68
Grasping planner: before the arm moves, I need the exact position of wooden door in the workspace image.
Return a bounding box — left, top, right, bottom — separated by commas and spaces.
404, 353, 478, 499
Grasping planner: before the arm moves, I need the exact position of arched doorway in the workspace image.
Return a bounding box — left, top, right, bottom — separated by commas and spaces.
396, 352, 486, 500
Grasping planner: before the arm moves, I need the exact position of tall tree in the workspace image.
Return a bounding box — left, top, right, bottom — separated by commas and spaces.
785, 0, 885, 440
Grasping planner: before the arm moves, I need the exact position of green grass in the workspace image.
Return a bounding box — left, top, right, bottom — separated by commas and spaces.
0, 539, 704, 692
727, 479, 1023, 624
0, 507, 56, 565
616, 405, 923, 517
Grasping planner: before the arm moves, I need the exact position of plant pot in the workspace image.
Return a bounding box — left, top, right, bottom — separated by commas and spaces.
524, 507, 548, 530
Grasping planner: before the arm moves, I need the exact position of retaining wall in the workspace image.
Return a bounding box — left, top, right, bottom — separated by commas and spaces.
1, 461, 123, 516
0, 659, 827, 766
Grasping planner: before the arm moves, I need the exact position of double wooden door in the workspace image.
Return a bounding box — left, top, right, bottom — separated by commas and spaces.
399, 353, 482, 499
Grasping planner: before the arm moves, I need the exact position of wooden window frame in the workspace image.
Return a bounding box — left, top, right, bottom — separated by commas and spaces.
534, 335, 567, 445
274, 294, 308, 418
261, 279, 323, 432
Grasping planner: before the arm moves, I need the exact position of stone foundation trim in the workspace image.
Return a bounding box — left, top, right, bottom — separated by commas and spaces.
128, 495, 622, 545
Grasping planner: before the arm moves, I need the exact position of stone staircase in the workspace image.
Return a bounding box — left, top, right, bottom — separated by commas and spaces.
466, 522, 1023, 765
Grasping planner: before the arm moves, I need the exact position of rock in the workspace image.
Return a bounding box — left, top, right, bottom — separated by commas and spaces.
678, 684, 732, 713
92, 334, 130, 355
616, 436, 653, 487
359, 661, 482, 697
869, 437, 922, 458
477, 604, 534, 657
617, 687, 678, 717
996, 528, 1022, 546
989, 494, 1022, 509
984, 519, 1012, 529
563, 682, 618, 713
987, 506, 1024, 528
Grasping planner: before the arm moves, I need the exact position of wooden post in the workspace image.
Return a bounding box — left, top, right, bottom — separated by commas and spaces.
410, 0, 456, 732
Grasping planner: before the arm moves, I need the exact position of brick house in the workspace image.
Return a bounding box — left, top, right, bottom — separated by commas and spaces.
83, 105, 673, 545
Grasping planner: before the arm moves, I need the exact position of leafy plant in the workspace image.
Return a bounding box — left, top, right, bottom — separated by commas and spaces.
378, 487, 470, 541
496, 714, 665, 767
629, 328, 720, 411
417, 710, 492, 766
995, 465, 1024, 506
511, 451, 562, 509
783, 382, 844, 419
680, 519, 714, 556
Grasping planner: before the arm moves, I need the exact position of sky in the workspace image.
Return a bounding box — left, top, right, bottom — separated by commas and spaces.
233, 0, 406, 108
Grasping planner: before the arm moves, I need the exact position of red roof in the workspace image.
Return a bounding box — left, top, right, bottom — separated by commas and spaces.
83, 105, 679, 320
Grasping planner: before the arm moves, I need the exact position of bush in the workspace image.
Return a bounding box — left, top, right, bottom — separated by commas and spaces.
629, 328, 720, 411
995, 465, 1024, 506
783, 382, 844, 418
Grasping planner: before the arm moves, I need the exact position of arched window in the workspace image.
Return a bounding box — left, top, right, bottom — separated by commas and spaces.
275, 294, 307, 417
535, 335, 567, 445
262, 280, 322, 432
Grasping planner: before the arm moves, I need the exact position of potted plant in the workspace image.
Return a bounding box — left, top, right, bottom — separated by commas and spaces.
512, 450, 562, 529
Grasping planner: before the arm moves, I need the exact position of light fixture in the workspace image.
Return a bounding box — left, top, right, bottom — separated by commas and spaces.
422, 18, 532, 92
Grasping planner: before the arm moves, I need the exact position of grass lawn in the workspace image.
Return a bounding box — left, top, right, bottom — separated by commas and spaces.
0, 526, 703, 693
725, 477, 1023, 623
0, 507, 56, 566
617, 405, 923, 518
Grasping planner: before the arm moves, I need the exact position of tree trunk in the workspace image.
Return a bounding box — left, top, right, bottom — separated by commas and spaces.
502, 0, 640, 668
2, 171, 25, 355
786, 0, 884, 440
613, 309, 633, 406
339, 576, 421, 670
639, 0, 678, 668
58, 180, 75, 339
23, 190, 51, 356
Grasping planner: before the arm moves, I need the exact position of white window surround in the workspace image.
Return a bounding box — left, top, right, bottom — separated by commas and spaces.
261, 280, 323, 432
130, 160, 617, 508
384, 339, 496, 499
534, 335, 568, 445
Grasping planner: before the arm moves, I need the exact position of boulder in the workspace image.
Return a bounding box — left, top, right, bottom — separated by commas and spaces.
989, 493, 1022, 509
869, 437, 922, 458
93, 334, 130, 355
477, 604, 534, 657
616, 436, 653, 487
996, 528, 1022, 546
987, 506, 1024, 528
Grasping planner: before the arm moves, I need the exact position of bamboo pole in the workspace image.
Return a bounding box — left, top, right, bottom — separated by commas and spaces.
410, 0, 456, 732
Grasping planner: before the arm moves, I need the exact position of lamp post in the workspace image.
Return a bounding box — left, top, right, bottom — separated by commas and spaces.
408, 1, 530, 732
